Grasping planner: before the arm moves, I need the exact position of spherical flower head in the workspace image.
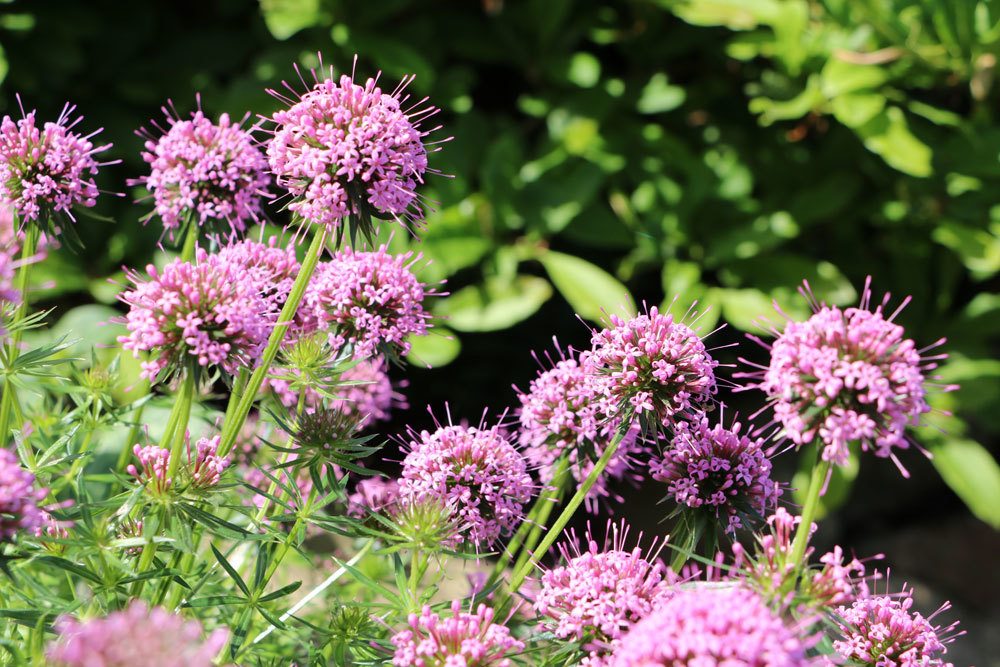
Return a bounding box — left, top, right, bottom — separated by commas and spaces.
534, 522, 672, 658
300, 245, 433, 358
753, 279, 946, 470
47, 601, 228, 667
609, 584, 812, 667
650, 416, 780, 534
0, 448, 47, 540
267, 66, 435, 232
346, 475, 400, 517
334, 356, 405, 425
586, 306, 718, 426
830, 587, 959, 667
399, 423, 532, 547
218, 237, 299, 318
517, 347, 648, 512
391, 600, 524, 667
133, 105, 269, 238
118, 249, 270, 382
0, 101, 111, 227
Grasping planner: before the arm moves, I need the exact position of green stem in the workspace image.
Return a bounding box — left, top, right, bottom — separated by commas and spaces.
217, 227, 328, 458
492, 457, 570, 584
510, 461, 570, 578
164, 371, 197, 482
179, 219, 198, 263
504, 412, 635, 601
0, 225, 39, 445
788, 449, 831, 575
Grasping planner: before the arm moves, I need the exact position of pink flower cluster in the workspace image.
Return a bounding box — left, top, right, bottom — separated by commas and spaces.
650, 416, 780, 534
829, 588, 958, 667
534, 524, 672, 661
0, 102, 110, 224
127, 435, 230, 494
399, 424, 532, 547
0, 448, 47, 540
516, 347, 646, 512
586, 306, 717, 423
299, 246, 432, 358
47, 601, 228, 667
754, 281, 941, 468
118, 250, 270, 382
391, 601, 523, 667
609, 584, 812, 666
134, 107, 269, 237
267, 71, 432, 231
218, 237, 299, 316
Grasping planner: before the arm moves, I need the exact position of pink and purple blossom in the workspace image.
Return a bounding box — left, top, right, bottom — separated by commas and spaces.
586, 306, 718, 425
218, 236, 299, 319
0, 448, 47, 540
127, 435, 230, 494
828, 586, 959, 667
391, 600, 523, 667
333, 356, 406, 425
266, 61, 438, 232
743, 278, 952, 472
299, 246, 433, 358
650, 415, 781, 534
609, 584, 813, 666
533, 522, 672, 663
47, 601, 228, 667
516, 344, 647, 512
399, 423, 532, 547
118, 249, 270, 382
346, 475, 400, 517
0, 100, 112, 227
133, 103, 269, 239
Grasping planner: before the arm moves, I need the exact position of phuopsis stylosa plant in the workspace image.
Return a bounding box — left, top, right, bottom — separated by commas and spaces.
0, 52, 968, 667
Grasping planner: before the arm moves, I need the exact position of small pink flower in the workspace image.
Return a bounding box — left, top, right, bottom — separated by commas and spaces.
534, 522, 673, 663
299, 245, 434, 358
0, 448, 47, 540
127, 435, 231, 494
47, 601, 228, 667
346, 475, 400, 517
609, 584, 814, 666
741, 278, 954, 473
217, 237, 299, 319
830, 585, 960, 667
399, 422, 532, 548
516, 343, 647, 512
585, 306, 718, 426
0, 99, 113, 227
266, 59, 440, 232
650, 415, 781, 534
333, 356, 406, 425
391, 600, 523, 667
132, 102, 269, 239
118, 250, 270, 382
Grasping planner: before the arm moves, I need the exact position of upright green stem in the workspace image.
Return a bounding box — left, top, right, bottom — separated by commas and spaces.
164, 371, 197, 481
788, 449, 831, 575
179, 219, 198, 262
504, 411, 635, 600
492, 456, 570, 583
0, 225, 39, 445
217, 227, 328, 458
511, 462, 570, 578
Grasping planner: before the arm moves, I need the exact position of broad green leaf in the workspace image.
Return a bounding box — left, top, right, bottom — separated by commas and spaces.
712, 287, 774, 331
831, 92, 886, 128
750, 75, 824, 125
638, 73, 686, 114
259, 0, 321, 40
929, 438, 1000, 529
821, 59, 888, 97
539, 251, 633, 322
932, 221, 1000, 278
406, 329, 461, 368
568, 52, 601, 88
435, 276, 552, 332
860, 107, 933, 177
